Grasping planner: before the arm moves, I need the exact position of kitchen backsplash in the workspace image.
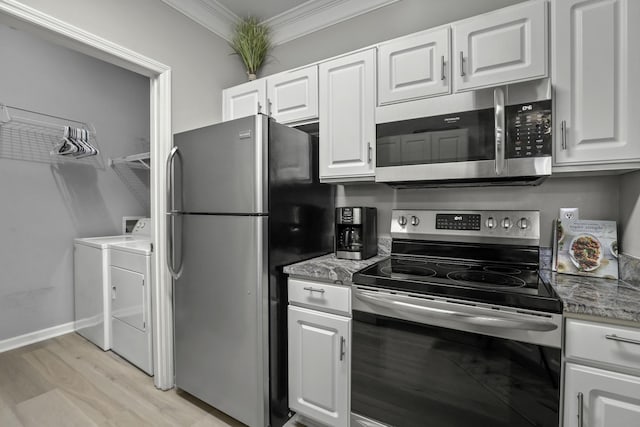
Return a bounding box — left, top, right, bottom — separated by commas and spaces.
337, 175, 622, 248
620, 253, 640, 286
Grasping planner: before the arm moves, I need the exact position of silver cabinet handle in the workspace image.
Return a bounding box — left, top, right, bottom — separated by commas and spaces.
494, 87, 505, 176
577, 392, 584, 427
268, 99, 273, 117
459, 51, 465, 77
441, 55, 446, 80
561, 120, 567, 150
367, 142, 372, 163
339, 336, 346, 361
303, 286, 325, 294
257, 101, 262, 114
606, 334, 640, 346
166, 146, 183, 279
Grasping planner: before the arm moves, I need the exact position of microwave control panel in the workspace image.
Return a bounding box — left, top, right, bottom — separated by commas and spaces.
506, 100, 552, 159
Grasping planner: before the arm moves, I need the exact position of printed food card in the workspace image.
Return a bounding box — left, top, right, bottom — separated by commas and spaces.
556, 220, 618, 279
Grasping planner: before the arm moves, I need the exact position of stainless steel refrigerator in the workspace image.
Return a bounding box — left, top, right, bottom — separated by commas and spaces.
168, 115, 334, 427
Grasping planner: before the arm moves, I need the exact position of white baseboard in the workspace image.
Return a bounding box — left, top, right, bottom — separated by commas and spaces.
0, 321, 75, 353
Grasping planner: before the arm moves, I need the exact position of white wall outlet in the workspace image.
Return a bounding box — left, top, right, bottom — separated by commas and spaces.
559, 208, 579, 221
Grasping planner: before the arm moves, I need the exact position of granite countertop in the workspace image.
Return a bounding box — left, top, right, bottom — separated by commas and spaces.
543, 271, 640, 323
284, 241, 640, 323
283, 237, 391, 284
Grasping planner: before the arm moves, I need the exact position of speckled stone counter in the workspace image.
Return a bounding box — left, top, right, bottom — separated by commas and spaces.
283, 237, 390, 284
285, 242, 640, 323
542, 270, 640, 323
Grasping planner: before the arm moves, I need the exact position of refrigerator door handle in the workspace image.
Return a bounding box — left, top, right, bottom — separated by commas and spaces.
166, 146, 183, 279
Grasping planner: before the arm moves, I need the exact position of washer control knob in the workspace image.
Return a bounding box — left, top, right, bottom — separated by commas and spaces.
398, 215, 408, 226
485, 217, 497, 229
517, 217, 529, 230
410, 216, 420, 226
501, 217, 512, 230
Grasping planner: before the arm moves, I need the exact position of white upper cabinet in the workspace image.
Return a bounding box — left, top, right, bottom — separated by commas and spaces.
319, 49, 376, 182
453, 0, 548, 92
553, 0, 640, 167
378, 27, 451, 105
222, 78, 267, 121
267, 66, 318, 124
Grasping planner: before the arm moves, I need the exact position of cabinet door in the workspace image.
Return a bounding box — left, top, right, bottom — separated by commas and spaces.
564, 363, 640, 427
319, 49, 376, 181
267, 66, 318, 124
378, 27, 450, 105
453, 0, 547, 92
288, 305, 350, 427
222, 79, 267, 121
553, 0, 640, 166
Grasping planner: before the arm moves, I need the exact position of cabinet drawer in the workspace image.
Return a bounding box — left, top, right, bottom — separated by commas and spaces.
288, 278, 351, 316
566, 319, 640, 372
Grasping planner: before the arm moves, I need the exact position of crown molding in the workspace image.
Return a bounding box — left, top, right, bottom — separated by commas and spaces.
160, 0, 238, 42
161, 0, 400, 46
265, 0, 399, 45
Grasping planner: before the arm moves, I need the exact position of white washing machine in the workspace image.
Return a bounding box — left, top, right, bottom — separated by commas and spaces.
109, 224, 153, 375
73, 218, 151, 351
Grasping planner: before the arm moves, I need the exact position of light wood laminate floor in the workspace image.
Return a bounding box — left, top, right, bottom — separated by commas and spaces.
0, 333, 245, 427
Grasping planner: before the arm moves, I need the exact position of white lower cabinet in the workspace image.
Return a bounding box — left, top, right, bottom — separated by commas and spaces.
564, 363, 640, 427
563, 318, 640, 427
288, 279, 351, 427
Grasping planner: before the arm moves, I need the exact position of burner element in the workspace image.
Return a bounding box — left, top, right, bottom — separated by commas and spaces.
436, 262, 472, 270
382, 260, 437, 278
483, 265, 522, 275
446, 271, 526, 289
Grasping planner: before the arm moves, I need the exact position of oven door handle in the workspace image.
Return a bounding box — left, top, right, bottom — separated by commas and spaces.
355, 290, 558, 332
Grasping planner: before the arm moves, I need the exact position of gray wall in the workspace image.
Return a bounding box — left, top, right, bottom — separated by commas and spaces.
5, 0, 240, 131
620, 171, 640, 258
337, 176, 621, 248
260, 0, 525, 77
0, 24, 149, 341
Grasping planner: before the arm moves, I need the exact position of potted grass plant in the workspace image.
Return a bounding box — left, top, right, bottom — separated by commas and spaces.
230, 17, 271, 81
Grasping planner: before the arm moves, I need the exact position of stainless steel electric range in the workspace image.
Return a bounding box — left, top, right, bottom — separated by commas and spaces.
351, 210, 562, 427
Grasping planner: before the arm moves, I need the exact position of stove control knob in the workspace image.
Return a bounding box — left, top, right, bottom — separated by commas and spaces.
398, 215, 408, 226
501, 217, 512, 230
485, 217, 497, 229
517, 217, 529, 230
410, 216, 420, 226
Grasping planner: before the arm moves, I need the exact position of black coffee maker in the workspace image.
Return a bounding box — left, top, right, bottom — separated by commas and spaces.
335, 207, 377, 260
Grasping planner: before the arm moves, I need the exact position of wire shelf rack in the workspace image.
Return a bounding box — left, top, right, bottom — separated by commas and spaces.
0, 103, 103, 167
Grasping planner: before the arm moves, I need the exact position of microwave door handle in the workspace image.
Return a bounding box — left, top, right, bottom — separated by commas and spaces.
494, 87, 506, 176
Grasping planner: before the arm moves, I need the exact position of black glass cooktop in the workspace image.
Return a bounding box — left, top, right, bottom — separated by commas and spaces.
354, 254, 562, 313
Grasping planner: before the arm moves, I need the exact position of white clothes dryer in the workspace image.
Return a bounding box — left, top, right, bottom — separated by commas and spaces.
73, 218, 151, 351
109, 236, 153, 375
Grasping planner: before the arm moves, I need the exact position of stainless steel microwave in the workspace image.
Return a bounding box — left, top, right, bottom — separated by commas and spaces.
375, 88, 552, 187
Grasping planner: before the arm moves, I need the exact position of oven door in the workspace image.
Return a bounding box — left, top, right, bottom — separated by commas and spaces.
351, 286, 562, 427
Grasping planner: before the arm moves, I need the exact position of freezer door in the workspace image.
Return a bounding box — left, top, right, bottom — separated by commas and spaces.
173, 115, 268, 214
174, 214, 268, 427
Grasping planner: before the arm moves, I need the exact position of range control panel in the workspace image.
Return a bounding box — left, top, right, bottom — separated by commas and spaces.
436, 214, 481, 231
391, 210, 540, 246
506, 100, 552, 159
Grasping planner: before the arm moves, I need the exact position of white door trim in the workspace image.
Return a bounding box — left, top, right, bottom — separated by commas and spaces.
0, 0, 174, 390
